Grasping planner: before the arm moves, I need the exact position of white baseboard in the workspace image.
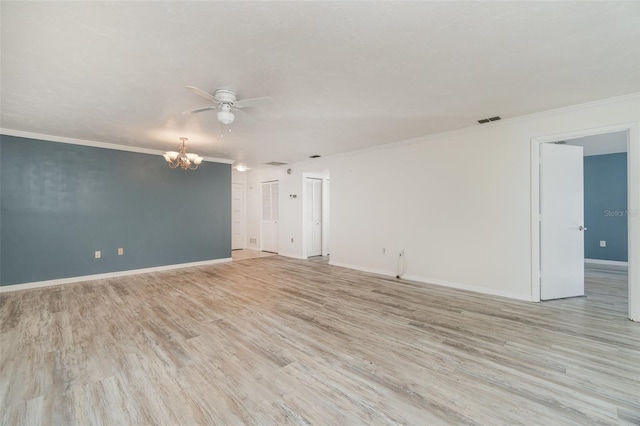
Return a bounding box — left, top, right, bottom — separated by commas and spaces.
401, 274, 532, 302
0, 258, 233, 293
278, 252, 305, 260
328, 261, 531, 302
328, 261, 397, 278
584, 258, 628, 267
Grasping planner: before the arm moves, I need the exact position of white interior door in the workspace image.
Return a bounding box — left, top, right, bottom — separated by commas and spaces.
306, 178, 322, 257
540, 143, 585, 300
261, 181, 279, 253
231, 183, 244, 250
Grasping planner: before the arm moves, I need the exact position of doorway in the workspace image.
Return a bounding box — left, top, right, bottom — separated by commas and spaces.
261, 180, 279, 254
531, 125, 638, 321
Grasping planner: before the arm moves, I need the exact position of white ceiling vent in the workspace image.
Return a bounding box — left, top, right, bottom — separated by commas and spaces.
263, 161, 289, 166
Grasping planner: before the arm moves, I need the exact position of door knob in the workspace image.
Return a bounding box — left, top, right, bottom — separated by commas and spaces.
579, 225, 587, 231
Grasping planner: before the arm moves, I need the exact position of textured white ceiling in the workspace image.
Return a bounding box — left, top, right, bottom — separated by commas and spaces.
2, 2, 639, 168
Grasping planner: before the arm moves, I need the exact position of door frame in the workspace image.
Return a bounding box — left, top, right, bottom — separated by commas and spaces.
530, 122, 639, 321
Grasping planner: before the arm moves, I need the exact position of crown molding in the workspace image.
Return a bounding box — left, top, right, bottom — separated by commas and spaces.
281, 92, 640, 169
0, 128, 235, 164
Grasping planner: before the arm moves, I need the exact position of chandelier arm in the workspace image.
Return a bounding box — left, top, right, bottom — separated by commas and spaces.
163, 137, 201, 171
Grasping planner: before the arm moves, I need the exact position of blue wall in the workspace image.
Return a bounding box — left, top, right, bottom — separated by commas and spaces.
584, 153, 627, 262
0, 135, 231, 286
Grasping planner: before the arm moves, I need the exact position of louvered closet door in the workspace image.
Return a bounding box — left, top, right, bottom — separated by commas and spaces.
231, 183, 244, 250
261, 181, 279, 253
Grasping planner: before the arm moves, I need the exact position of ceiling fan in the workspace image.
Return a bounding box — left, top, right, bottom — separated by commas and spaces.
184, 87, 274, 125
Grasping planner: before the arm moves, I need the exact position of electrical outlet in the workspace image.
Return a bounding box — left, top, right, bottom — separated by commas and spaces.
382, 248, 386, 254
600, 240, 606, 248
118, 248, 124, 255
95, 250, 101, 259
291, 237, 294, 243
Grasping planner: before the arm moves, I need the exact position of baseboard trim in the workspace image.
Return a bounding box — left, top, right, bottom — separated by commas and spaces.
0, 258, 233, 293
328, 261, 531, 301
328, 261, 395, 278
584, 258, 628, 267
401, 274, 532, 302
278, 252, 305, 260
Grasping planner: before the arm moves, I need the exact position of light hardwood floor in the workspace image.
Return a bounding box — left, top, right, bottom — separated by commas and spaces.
232, 249, 276, 261
1, 258, 638, 425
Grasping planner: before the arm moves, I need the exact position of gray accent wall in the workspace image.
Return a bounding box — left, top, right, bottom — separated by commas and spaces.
0, 135, 231, 286
584, 153, 628, 262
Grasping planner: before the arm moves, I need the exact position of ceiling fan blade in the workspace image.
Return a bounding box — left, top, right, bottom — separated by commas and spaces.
186, 86, 217, 102
233, 108, 257, 125
183, 106, 218, 115
233, 96, 275, 108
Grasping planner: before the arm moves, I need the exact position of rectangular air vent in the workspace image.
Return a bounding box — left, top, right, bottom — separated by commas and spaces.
478, 116, 501, 124
263, 161, 289, 166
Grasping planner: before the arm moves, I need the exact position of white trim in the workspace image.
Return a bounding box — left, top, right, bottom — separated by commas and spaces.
328, 261, 531, 301
401, 274, 532, 302
278, 252, 305, 260
251, 93, 640, 172
0, 128, 234, 164
0, 258, 232, 293
585, 259, 629, 267
531, 122, 639, 322
329, 261, 395, 278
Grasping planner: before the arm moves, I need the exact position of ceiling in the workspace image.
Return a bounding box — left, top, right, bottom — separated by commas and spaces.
2, 2, 639, 169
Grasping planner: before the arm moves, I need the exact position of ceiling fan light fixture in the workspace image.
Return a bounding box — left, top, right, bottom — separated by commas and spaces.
186, 86, 273, 126
217, 104, 235, 124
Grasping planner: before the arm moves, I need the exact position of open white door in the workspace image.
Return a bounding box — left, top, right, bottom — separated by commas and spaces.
540, 143, 585, 300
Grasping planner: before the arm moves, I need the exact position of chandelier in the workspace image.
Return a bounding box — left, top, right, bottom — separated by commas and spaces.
162, 137, 203, 170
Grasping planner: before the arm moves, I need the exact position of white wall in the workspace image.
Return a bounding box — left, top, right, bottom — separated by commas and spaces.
245, 94, 640, 318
